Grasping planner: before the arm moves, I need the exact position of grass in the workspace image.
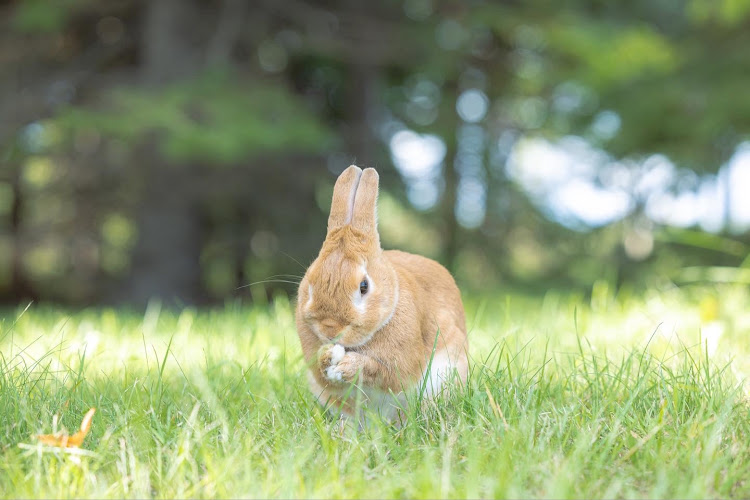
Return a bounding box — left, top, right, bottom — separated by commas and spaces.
1, 282, 750, 498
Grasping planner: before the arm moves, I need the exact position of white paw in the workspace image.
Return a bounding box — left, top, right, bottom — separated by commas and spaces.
330, 344, 345, 364
324, 344, 346, 382
325, 364, 343, 382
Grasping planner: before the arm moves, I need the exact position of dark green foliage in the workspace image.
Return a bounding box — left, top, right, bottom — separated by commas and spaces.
1, 0, 749, 305
58, 74, 334, 163
11, 0, 72, 34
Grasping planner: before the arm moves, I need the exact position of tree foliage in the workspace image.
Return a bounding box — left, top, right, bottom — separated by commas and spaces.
0, 0, 748, 305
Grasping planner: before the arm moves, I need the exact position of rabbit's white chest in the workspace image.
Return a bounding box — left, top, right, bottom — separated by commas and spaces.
420, 349, 455, 398
359, 349, 456, 419
359, 387, 407, 420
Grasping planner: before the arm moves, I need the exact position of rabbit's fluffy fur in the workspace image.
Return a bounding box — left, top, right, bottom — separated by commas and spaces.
296, 165, 468, 420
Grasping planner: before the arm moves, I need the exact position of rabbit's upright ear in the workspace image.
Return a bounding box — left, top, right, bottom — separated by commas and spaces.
328, 165, 363, 234
351, 168, 380, 244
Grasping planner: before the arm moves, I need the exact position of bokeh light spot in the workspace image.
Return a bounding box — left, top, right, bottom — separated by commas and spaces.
456, 89, 488, 123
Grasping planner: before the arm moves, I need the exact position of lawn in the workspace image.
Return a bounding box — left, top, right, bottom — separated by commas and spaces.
1, 283, 750, 498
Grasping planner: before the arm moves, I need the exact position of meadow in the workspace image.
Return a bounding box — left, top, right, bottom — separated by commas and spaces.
1, 282, 750, 498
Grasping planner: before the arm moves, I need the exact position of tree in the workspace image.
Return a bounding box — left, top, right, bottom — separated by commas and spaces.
1, 0, 748, 305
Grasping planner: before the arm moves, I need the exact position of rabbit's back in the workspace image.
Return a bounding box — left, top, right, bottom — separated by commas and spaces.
384, 250, 468, 351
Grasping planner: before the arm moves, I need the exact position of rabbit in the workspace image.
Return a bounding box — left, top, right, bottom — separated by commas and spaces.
295, 165, 468, 421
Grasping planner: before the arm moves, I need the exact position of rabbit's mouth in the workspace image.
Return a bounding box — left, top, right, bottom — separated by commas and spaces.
311, 323, 345, 343
330, 328, 369, 348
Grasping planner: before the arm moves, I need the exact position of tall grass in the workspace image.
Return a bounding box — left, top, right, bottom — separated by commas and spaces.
1, 284, 749, 498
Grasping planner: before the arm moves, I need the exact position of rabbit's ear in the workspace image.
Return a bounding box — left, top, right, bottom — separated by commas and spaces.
351, 168, 380, 243
328, 165, 363, 234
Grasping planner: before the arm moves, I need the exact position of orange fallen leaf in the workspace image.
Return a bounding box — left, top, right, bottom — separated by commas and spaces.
35, 408, 96, 448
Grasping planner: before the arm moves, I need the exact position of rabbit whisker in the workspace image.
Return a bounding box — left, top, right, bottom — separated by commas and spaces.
236, 279, 301, 290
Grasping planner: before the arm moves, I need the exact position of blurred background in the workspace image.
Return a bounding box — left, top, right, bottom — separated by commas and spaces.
1, 0, 749, 306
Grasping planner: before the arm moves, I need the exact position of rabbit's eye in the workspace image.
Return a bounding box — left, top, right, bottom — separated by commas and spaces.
359, 279, 369, 295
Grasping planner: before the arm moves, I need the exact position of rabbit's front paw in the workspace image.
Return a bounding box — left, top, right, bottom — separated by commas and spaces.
322, 344, 361, 384
319, 344, 346, 382
329, 354, 360, 383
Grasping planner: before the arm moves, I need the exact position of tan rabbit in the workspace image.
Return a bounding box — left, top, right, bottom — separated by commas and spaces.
295, 165, 468, 421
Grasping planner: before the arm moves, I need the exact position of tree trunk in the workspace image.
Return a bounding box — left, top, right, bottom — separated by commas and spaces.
9, 165, 37, 302
442, 146, 461, 274
124, 165, 204, 305
441, 86, 461, 274
120, 0, 204, 305
346, 63, 377, 164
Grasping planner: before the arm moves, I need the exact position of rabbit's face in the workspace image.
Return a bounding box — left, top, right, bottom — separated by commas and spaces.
300, 230, 398, 348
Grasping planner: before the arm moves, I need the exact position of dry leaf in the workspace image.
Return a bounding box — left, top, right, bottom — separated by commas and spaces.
35, 408, 96, 448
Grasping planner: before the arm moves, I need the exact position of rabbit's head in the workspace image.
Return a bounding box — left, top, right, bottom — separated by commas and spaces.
298, 166, 399, 348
